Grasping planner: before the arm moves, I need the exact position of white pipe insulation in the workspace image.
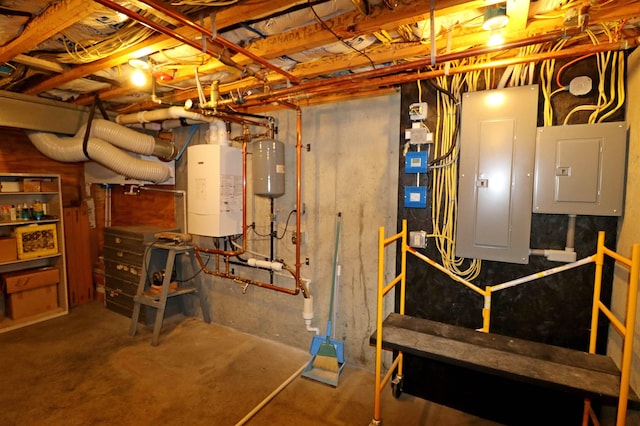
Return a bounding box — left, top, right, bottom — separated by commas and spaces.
115, 106, 212, 126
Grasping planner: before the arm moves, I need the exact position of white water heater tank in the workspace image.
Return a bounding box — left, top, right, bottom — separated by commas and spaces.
187, 144, 242, 237
252, 139, 285, 198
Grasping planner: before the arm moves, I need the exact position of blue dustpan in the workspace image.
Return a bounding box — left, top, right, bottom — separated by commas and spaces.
308, 320, 345, 363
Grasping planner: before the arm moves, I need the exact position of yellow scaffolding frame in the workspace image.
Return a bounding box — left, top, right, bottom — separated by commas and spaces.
372, 220, 639, 426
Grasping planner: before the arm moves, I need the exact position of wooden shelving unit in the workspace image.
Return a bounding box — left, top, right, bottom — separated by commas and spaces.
0, 173, 68, 332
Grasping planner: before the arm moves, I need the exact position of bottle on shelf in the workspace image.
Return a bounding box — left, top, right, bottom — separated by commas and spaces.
21, 202, 29, 220
33, 200, 44, 220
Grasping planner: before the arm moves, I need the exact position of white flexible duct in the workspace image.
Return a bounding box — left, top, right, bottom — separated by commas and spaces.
27, 132, 171, 183
115, 106, 212, 125
77, 119, 158, 155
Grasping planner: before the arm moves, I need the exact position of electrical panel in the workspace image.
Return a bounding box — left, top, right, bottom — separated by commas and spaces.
456, 85, 539, 264
404, 186, 427, 208
533, 122, 627, 216
405, 151, 428, 173
187, 144, 243, 237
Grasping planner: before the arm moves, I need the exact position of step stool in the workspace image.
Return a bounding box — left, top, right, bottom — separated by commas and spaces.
129, 242, 210, 345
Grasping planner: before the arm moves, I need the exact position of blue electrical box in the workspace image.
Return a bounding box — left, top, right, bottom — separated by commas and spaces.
405, 151, 428, 173
404, 186, 427, 208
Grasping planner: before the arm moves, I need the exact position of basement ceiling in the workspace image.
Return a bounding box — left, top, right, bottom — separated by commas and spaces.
0, 0, 639, 114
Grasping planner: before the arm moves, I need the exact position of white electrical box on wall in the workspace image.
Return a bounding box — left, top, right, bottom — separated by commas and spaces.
533, 122, 627, 216
456, 85, 539, 264
187, 144, 243, 237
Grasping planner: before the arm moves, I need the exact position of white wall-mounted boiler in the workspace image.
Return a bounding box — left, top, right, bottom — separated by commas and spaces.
187, 144, 242, 237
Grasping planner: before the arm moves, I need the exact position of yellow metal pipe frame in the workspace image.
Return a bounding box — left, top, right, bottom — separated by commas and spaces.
372, 220, 406, 425
373, 226, 639, 426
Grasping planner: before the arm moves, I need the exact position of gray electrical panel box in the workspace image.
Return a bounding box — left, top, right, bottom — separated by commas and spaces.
533, 122, 627, 216
456, 85, 538, 264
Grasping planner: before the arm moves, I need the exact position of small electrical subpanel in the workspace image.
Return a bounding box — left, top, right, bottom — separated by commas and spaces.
404, 186, 427, 208
405, 151, 428, 174
409, 102, 428, 120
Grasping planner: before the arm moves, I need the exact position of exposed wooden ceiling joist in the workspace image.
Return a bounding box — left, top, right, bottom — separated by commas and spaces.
0, 0, 102, 63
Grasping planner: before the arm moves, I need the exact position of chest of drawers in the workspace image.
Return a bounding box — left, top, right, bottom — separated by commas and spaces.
103, 225, 178, 324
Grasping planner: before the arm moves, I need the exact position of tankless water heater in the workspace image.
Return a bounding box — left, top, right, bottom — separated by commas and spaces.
187, 144, 242, 237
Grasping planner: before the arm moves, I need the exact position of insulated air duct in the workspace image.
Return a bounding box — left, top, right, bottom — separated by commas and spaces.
27, 119, 174, 183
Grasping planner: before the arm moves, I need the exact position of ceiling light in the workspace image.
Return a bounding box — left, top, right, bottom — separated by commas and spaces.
131, 69, 148, 87
487, 33, 505, 47
482, 4, 509, 31
128, 56, 150, 70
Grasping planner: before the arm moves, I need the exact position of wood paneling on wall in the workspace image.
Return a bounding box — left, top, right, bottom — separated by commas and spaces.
0, 126, 176, 279
0, 127, 83, 206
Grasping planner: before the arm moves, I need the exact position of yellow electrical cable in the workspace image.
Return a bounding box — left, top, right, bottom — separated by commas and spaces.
598, 51, 626, 122
427, 65, 481, 280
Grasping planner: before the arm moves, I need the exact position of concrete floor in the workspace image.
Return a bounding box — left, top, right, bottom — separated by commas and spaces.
0, 301, 503, 426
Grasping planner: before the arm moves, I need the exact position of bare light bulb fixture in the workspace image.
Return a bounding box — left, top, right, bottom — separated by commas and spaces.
131, 69, 148, 87
129, 56, 150, 87
482, 4, 509, 31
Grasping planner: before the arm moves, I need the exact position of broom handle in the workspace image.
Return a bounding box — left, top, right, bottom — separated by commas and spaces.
328, 212, 342, 324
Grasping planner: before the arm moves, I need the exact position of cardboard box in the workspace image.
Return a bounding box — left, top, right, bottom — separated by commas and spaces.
3, 267, 59, 293
0, 237, 17, 262
22, 179, 42, 192
40, 180, 58, 192
0, 181, 20, 192
6, 284, 58, 320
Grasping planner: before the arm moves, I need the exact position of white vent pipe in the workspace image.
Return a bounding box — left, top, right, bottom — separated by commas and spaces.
115, 106, 211, 126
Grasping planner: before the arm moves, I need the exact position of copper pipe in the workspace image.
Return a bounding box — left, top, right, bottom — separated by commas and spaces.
136, 0, 299, 83
279, 102, 304, 298
190, 117, 306, 297
237, 36, 638, 108
94, 0, 241, 72
218, 31, 567, 108
295, 106, 303, 297
193, 250, 301, 296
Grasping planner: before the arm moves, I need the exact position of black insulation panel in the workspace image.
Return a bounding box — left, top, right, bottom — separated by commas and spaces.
395, 56, 625, 425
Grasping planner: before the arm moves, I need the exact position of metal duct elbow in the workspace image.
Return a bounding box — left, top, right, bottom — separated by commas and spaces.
27, 132, 172, 183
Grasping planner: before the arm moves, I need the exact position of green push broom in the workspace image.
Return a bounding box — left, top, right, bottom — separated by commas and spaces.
301, 212, 345, 386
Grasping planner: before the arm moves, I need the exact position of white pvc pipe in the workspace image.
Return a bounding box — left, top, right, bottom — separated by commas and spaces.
490, 256, 595, 292
248, 258, 284, 271
115, 106, 212, 125
27, 132, 171, 183
234, 362, 308, 426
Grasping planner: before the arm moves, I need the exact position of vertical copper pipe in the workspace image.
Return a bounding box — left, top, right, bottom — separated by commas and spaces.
295, 106, 304, 297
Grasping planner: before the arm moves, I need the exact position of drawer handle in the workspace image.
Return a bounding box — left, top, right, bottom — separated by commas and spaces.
117, 251, 123, 257
115, 237, 122, 244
